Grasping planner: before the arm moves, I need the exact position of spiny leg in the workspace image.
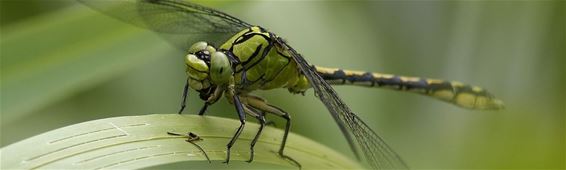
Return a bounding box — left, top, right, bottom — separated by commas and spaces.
178, 77, 190, 114
242, 105, 266, 163
224, 92, 246, 164
243, 95, 301, 168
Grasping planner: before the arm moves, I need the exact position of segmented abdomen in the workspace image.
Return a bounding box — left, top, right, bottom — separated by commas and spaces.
315, 66, 504, 110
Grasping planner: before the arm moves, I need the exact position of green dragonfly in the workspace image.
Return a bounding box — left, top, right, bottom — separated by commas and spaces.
80, 0, 504, 169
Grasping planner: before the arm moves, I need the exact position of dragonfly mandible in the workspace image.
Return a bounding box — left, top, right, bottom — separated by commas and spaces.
79, 0, 504, 169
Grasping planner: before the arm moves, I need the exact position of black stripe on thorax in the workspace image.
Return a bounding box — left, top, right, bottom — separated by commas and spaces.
229, 28, 254, 52
235, 32, 274, 73
233, 32, 257, 45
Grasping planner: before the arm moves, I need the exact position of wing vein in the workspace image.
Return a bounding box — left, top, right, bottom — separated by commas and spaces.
277, 38, 409, 169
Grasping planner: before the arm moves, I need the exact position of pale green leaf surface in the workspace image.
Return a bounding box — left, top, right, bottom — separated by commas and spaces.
0, 114, 363, 169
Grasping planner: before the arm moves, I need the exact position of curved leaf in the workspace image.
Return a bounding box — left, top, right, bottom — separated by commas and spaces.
0, 114, 362, 169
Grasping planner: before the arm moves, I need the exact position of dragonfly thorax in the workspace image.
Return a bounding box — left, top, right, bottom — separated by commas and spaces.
185, 41, 233, 92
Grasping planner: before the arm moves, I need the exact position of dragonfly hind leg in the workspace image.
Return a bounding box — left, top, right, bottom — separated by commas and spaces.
243, 95, 302, 168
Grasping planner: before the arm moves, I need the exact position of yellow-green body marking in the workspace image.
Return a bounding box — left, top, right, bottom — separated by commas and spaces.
218, 26, 310, 93
315, 66, 504, 109
193, 26, 503, 110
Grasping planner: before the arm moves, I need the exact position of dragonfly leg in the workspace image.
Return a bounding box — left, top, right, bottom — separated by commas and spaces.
178, 77, 190, 114
242, 105, 266, 163
224, 87, 246, 164
243, 95, 302, 168
198, 103, 209, 115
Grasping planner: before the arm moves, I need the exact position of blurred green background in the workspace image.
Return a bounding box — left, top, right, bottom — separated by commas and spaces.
1, 0, 564, 169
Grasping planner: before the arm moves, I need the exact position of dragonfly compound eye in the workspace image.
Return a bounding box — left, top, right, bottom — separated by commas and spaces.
209, 51, 233, 85
189, 41, 217, 65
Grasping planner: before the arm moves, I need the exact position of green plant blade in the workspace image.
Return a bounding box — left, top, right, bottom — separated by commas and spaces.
0, 114, 363, 169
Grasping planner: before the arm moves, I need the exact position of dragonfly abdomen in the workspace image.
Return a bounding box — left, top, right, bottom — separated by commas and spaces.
315, 66, 504, 110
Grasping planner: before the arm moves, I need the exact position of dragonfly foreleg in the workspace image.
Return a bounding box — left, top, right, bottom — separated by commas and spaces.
178, 77, 190, 114
242, 95, 302, 168
224, 84, 246, 164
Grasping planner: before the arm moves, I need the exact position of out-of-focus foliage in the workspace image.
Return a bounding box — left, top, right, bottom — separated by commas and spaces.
1, 0, 564, 169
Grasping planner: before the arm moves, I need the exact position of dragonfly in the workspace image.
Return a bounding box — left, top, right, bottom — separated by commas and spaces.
79, 0, 504, 169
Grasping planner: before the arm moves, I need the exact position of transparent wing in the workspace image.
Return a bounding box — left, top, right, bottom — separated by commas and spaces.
78, 0, 252, 51
275, 38, 409, 169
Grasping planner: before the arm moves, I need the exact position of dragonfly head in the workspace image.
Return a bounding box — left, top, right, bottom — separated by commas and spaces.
185, 41, 233, 91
